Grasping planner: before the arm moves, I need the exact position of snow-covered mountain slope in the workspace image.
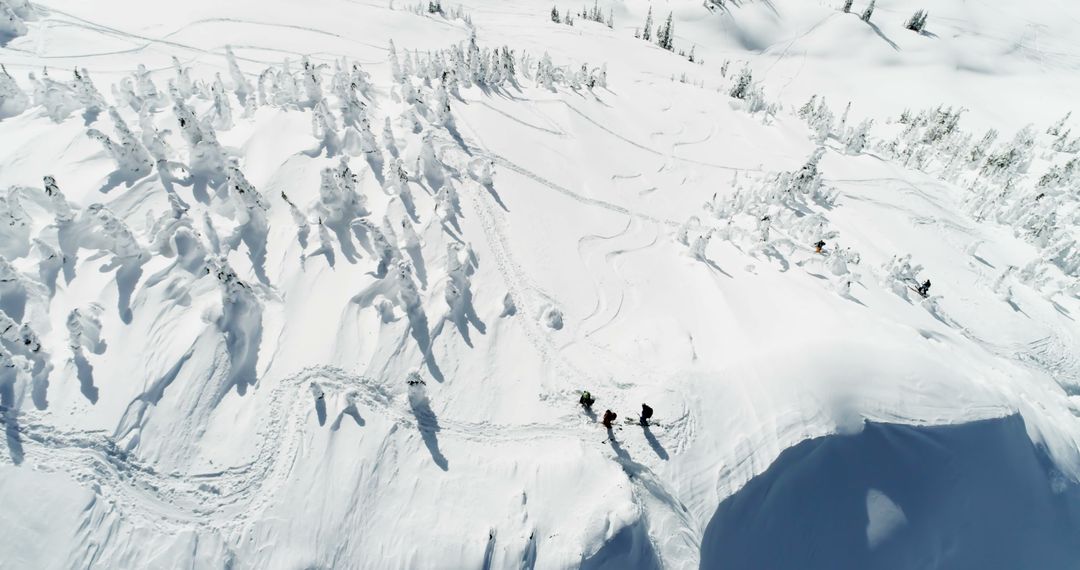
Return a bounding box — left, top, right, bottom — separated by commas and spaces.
1, 0, 1079, 567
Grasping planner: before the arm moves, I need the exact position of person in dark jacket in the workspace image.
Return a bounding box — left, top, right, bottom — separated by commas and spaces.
579, 390, 595, 410
640, 404, 654, 426
602, 409, 617, 429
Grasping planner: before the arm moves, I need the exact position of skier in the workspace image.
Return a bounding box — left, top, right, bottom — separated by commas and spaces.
579, 390, 595, 410
602, 409, 617, 429
640, 403, 654, 426
916, 279, 931, 297
814, 240, 826, 254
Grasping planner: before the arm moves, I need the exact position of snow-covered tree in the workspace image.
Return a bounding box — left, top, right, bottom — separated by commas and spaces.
71, 68, 106, 119
642, 6, 653, 41
210, 73, 234, 130
170, 56, 196, 100
225, 45, 253, 103
134, 64, 167, 110
657, 12, 674, 51
86, 108, 153, 178
841, 0, 853, 13
29, 70, 80, 122
729, 66, 752, 100
1047, 111, 1071, 137
845, 119, 873, 154
904, 9, 928, 32
861, 0, 875, 22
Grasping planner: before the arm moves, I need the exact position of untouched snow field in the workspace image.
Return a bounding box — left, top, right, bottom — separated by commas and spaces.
1, 0, 1080, 567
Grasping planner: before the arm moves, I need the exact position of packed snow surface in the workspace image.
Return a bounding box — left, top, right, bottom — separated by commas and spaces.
2, 0, 1080, 567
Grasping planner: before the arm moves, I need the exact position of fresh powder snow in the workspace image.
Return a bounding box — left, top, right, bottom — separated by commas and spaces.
1, 0, 1080, 568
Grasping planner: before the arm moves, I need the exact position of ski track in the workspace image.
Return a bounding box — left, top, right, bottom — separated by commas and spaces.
8, 7, 387, 68
435, 132, 680, 227
1, 364, 694, 532
545, 99, 763, 173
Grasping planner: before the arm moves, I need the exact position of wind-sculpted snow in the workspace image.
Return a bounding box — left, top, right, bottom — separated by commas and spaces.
1, 0, 1080, 567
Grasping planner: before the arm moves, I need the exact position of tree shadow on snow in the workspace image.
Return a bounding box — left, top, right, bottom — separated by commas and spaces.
407, 306, 444, 383
1, 382, 24, 465
409, 394, 448, 471
97, 170, 152, 195
703, 258, 733, 279
73, 352, 99, 404
331, 402, 365, 431
100, 257, 145, 324
866, 21, 900, 51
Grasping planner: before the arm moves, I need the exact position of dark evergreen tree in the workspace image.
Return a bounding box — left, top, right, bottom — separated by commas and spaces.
657, 12, 674, 51
904, 9, 928, 32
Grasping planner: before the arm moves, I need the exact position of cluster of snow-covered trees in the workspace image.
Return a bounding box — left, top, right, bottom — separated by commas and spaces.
551, 1, 612, 28
791, 95, 1078, 300
0, 33, 607, 407
797, 95, 873, 153
635, 7, 675, 52
678, 146, 862, 299
396, 0, 473, 26
875, 107, 1080, 288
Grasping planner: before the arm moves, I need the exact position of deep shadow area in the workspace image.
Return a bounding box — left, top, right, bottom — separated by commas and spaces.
1, 382, 23, 465
73, 352, 99, 404
700, 415, 1080, 570
581, 518, 661, 570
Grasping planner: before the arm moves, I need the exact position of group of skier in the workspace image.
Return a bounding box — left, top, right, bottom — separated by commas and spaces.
574, 241, 936, 431
814, 240, 932, 298
579, 390, 653, 429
